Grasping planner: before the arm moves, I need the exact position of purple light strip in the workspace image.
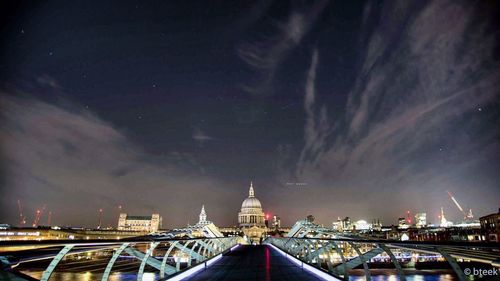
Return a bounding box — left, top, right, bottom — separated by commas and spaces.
266, 243, 341, 281
168, 244, 240, 280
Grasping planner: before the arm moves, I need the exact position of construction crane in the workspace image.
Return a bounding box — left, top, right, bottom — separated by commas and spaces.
17, 200, 26, 226
47, 211, 52, 226
406, 210, 412, 225
97, 208, 103, 229
446, 191, 474, 221
32, 204, 47, 227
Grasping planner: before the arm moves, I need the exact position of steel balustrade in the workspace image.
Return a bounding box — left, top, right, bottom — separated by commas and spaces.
0, 236, 239, 281
264, 237, 500, 281
2, 236, 499, 281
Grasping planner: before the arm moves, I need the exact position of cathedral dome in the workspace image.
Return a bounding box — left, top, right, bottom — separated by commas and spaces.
240, 182, 262, 210
241, 197, 262, 209
238, 181, 266, 238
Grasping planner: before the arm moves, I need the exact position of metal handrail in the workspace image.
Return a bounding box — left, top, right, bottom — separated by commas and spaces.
264, 236, 500, 281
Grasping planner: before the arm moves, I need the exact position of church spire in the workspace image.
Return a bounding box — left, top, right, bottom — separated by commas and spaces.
249, 181, 255, 198
199, 205, 207, 223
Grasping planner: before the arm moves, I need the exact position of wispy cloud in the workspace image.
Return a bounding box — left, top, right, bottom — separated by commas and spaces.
297, 49, 332, 172
238, 1, 328, 95
295, 1, 500, 221
192, 128, 213, 142
36, 74, 62, 90
0, 95, 235, 227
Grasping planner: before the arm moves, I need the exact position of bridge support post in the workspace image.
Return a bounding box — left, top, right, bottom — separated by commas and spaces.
437, 248, 467, 281
306, 240, 333, 270
160, 241, 180, 278
349, 242, 371, 281
41, 245, 74, 281
187, 240, 204, 267
202, 240, 212, 258
102, 243, 130, 281
198, 239, 216, 260
196, 240, 208, 263
321, 243, 335, 274
176, 241, 194, 272
379, 244, 406, 281
330, 241, 349, 281
137, 241, 160, 281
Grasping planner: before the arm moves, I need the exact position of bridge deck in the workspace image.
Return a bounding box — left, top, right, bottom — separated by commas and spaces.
182, 244, 325, 281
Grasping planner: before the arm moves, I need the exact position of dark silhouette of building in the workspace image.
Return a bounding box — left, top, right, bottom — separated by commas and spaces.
479, 208, 500, 242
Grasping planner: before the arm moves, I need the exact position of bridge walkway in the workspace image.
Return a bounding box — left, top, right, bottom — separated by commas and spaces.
181, 244, 325, 281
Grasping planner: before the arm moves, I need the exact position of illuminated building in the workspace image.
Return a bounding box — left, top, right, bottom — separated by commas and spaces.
196, 205, 210, 226
398, 217, 408, 229
341, 217, 352, 231
479, 208, 500, 242
332, 218, 342, 231
415, 213, 427, 228
0, 227, 144, 241
272, 216, 281, 229
440, 207, 453, 227
372, 219, 382, 231
354, 220, 371, 231
238, 182, 267, 242
188, 205, 223, 238
117, 213, 162, 232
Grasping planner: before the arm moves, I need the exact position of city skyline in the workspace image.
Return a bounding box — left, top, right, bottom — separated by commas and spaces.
1, 1, 499, 228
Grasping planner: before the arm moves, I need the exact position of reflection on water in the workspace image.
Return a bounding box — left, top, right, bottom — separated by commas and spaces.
23, 271, 457, 281
349, 271, 457, 281
349, 276, 456, 281
22, 271, 158, 281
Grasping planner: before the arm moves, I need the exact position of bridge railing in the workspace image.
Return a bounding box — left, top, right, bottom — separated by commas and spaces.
264, 237, 500, 281
0, 236, 239, 281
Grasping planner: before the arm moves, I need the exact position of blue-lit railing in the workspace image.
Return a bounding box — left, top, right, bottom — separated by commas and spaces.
0, 236, 238, 280
264, 237, 500, 281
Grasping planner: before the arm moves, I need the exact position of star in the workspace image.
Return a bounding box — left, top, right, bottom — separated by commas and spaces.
281, 102, 295, 110
478, 107, 482, 112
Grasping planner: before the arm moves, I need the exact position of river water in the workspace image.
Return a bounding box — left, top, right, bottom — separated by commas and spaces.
23, 269, 458, 280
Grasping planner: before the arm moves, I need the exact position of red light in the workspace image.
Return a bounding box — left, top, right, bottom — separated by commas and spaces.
266, 214, 269, 220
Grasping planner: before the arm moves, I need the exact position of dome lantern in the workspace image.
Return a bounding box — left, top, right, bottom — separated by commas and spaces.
249, 181, 255, 198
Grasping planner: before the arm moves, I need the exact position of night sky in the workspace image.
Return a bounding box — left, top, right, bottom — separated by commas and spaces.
1, 1, 499, 228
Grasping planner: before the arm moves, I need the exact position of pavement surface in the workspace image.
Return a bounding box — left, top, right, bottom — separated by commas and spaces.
182, 244, 325, 281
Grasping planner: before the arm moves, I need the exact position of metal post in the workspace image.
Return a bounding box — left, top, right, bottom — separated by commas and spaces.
176, 241, 194, 271
437, 248, 467, 281
41, 245, 74, 281
102, 243, 130, 281
379, 244, 406, 281
160, 241, 180, 278
330, 241, 349, 281
349, 242, 371, 281
137, 241, 160, 281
